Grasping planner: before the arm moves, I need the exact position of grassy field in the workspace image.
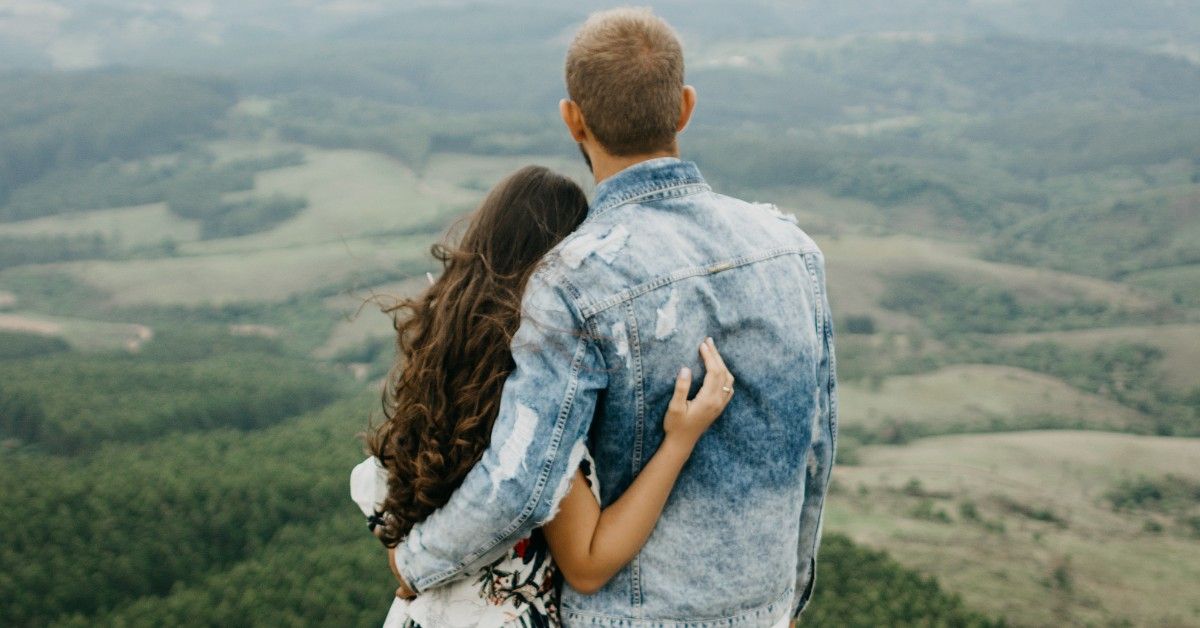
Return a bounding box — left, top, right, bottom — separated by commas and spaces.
838, 364, 1151, 434
827, 430, 1200, 627
1, 147, 579, 307
1126, 264, 1200, 308
0, 202, 199, 250
184, 147, 475, 255
37, 235, 432, 306
814, 233, 1161, 332
185, 147, 587, 256
995, 323, 1200, 394
788, 184, 1199, 625
0, 145, 589, 345
0, 312, 152, 352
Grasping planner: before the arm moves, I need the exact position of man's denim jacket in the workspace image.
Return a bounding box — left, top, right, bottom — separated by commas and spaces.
394, 157, 838, 627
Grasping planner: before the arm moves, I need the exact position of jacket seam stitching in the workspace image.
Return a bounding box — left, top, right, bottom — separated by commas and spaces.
624, 298, 646, 610
589, 181, 710, 219
793, 253, 832, 619
580, 246, 815, 318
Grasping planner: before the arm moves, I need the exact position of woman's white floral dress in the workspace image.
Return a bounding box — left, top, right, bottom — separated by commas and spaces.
350, 452, 600, 628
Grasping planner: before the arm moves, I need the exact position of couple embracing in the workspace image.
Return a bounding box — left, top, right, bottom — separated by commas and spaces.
351, 8, 838, 627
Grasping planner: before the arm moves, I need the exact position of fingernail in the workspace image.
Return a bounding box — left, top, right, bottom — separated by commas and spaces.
680, 367, 691, 378
706, 336, 715, 347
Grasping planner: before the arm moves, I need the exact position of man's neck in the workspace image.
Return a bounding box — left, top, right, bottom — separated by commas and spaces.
591, 148, 680, 185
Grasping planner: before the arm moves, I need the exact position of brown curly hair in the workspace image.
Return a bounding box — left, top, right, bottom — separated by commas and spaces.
368, 165, 588, 546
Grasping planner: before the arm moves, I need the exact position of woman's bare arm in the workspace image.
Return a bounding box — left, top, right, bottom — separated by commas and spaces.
541, 337, 734, 594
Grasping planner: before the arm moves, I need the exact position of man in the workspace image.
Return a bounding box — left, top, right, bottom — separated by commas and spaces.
389, 7, 837, 626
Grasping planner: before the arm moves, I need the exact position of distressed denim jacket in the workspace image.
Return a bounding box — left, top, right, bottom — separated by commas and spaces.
393, 157, 838, 627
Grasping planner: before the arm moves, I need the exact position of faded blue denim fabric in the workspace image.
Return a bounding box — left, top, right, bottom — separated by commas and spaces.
393, 157, 838, 627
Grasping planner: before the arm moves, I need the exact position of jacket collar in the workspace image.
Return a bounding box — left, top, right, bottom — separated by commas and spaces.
588, 157, 709, 219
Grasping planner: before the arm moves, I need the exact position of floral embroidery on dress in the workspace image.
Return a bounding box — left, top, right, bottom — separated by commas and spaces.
352, 449, 600, 628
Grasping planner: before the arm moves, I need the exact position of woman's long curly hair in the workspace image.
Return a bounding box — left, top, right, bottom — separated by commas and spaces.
368, 165, 588, 546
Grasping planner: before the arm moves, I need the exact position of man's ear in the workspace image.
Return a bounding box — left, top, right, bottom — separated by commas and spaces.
677, 85, 697, 133
559, 99, 588, 143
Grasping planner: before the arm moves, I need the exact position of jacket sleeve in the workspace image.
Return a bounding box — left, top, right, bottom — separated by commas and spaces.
792, 251, 838, 620
392, 267, 608, 593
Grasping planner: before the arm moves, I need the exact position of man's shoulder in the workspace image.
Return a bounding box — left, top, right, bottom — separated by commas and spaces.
549, 217, 631, 274
534, 189, 826, 313
707, 190, 825, 257
518, 219, 618, 325
535, 213, 630, 292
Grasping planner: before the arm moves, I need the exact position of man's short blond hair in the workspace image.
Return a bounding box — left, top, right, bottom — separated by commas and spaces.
565, 7, 685, 156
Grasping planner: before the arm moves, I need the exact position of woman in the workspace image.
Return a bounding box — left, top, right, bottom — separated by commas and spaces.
351, 165, 735, 627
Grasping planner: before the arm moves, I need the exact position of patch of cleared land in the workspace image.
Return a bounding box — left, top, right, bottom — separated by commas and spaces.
828, 115, 924, 137
827, 431, 1200, 627
184, 148, 484, 255
0, 290, 15, 309
0, 312, 152, 352
813, 233, 1161, 331
0, 202, 199, 249
0, 313, 60, 336
46, 235, 433, 306
6, 147, 589, 309
839, 364, 1150, 433
995, 324, 1200, 394
1126, 264, 1200, 307
227, 98, 276, 119
691, 37, 811, 72
206, 138, 296, 165
228, 324, 280, 338
179, 149, 587, 259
